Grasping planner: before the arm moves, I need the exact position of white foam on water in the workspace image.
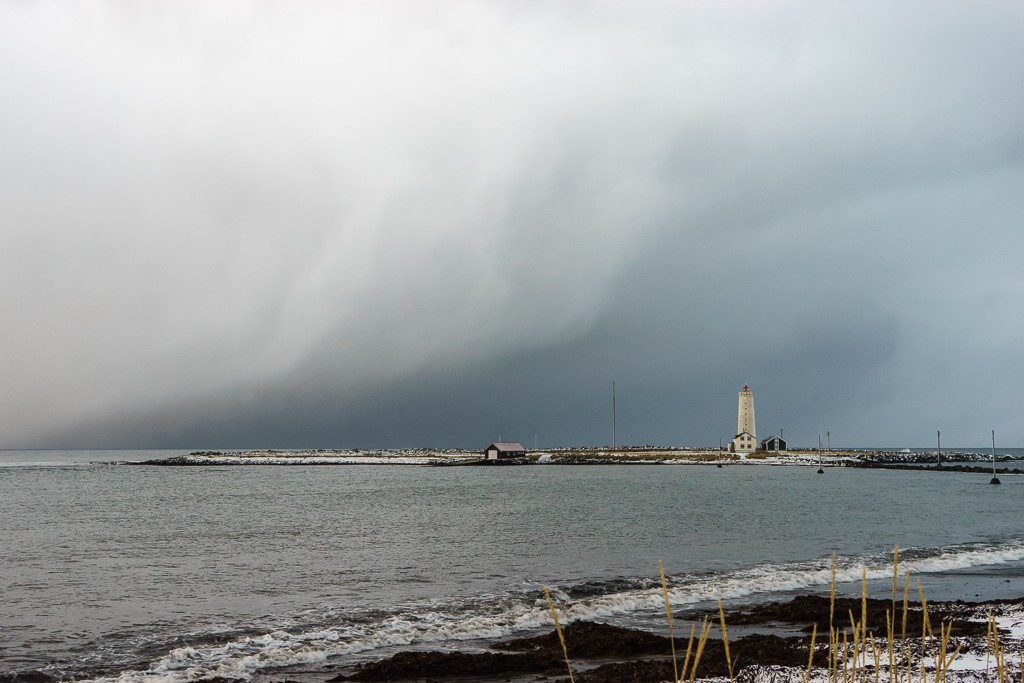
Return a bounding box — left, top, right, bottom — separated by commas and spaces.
95, 538, 1024, 682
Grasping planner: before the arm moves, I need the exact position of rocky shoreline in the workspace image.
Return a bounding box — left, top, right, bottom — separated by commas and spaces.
848, 461, 1024, 475
3, 595, 1021, 683
322, 594, 1023, 682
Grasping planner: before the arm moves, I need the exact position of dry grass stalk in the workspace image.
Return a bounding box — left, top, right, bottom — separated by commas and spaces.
887, 610, 896, 683
552, 557, 1015, 683
917, 580, 933, 639
901, 572, 911, 683
892, 545, 900, 619
718, 599, 736, 683
862, 569, 869, 670
830, 553, 838, 683
833, 627, 841, 683
543, 586, 575, 683
659, 560, 679, 683
990, 614, 1006, 683
804, 623, 819, 683
843, 632, 849, 683
862, 569, 869, 663
816, 558, 989, 683
902, 572, 911, 639
849, 609, 860, 683
680, 624, 696, 683
887, 548, 897, 683
870, 630, 881, 683
688, 616, 713, 683
932, 622, 948, 683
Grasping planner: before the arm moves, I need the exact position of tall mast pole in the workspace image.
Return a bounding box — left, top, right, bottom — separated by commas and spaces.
611, 381, 617, 450
817, 432, 824, 474
936, 430, 942, 468
991, 429, 1001, 485
826, 431, 830, 453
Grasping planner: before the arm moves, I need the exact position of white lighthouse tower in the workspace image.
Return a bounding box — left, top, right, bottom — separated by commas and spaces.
730, 385, 757, 454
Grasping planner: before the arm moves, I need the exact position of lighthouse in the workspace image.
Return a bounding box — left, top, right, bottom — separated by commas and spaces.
730, 385, 757, 454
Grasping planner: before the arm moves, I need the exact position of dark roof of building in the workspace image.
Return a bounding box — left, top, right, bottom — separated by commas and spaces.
487, 442, 527, 452
760, 435, 787, 444
733, 431, 754, 439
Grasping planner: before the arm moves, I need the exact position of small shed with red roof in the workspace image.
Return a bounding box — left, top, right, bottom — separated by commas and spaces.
484, 442, 527, 460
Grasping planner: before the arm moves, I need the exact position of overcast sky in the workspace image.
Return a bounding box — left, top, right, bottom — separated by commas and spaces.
2, 1, 1022, 449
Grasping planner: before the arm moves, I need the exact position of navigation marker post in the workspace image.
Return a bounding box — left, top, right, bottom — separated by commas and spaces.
817, 434, 824, 474
990, 429, 1001, 485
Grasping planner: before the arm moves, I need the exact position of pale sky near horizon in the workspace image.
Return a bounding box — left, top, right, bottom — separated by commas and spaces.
1, 1, 1022, 449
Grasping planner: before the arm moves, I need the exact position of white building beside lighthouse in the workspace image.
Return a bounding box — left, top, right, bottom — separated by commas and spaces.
729, 385, 757, 453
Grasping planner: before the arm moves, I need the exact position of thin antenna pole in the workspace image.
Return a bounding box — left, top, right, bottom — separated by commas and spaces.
611, 381, 617, 450
936, 430, 942, 468
816, 433, 824, 474
991, 429, 1001, 485
826, 431, 830, 453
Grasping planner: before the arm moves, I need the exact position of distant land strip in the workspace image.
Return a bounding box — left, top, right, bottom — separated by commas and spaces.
129, 448, 1022, 470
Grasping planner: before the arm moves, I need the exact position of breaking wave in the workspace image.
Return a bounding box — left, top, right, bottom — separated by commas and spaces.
94, 537, 1024, 682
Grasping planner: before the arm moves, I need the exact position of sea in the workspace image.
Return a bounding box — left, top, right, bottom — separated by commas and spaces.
1, 449, 1023, 681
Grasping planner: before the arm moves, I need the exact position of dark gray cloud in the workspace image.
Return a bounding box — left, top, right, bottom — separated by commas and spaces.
2, 1, 1022, 449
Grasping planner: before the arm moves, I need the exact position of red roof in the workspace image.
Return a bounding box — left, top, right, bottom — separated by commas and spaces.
487, 442, 527, 452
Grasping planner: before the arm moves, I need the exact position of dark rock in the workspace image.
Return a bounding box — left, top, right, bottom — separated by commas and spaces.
0, 672, 55, 683
494, 620, 672, 657
715, 595, 989, 636
331, 650, 564, 681
566, 658, 675, 683
564, 633, 809, 682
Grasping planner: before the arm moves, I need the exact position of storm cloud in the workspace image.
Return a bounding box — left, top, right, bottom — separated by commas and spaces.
2, 1, 1022, 449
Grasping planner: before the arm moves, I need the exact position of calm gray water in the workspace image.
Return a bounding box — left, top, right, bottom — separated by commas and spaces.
1, 451, 1022, 680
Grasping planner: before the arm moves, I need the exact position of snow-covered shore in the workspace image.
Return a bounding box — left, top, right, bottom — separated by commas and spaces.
133, 447, 1022, 467
138, 449, 479, 465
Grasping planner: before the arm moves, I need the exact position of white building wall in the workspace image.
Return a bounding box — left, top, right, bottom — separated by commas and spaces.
737, 387, 755, 442
732, 386, 756, 454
